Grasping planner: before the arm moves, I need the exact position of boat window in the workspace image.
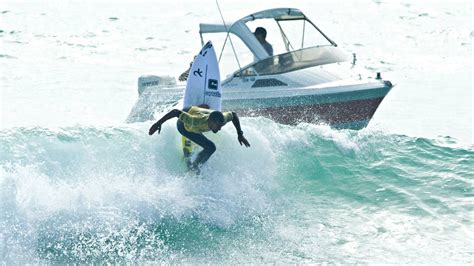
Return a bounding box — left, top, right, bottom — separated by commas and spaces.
235, 46, 349, 77
201, 32, 254, 80
246, 18, 333, 56
276, 19, 333, 50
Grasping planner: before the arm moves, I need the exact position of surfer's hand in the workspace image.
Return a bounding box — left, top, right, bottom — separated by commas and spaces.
238, 134, 250, 147
149, 122, 162, 135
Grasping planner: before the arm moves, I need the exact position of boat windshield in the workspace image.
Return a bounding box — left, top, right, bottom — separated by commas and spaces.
235, 46, 349, 77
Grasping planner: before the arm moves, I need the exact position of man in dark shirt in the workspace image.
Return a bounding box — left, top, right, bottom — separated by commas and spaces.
254, 27, 273, 56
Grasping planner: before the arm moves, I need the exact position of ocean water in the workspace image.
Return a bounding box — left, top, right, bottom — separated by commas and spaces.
1, 0, 473, 264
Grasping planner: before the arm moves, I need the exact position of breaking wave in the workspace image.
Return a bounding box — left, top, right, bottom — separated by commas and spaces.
1, 119, 472, 263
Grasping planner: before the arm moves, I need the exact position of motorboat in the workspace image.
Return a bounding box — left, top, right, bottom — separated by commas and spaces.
127, 8, 393, 129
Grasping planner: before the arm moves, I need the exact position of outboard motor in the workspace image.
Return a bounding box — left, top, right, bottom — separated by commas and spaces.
137, 75, 177, 95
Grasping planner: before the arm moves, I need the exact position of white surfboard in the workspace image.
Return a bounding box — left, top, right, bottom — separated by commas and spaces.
183, 41, 222, 111
181, 41, 223, 168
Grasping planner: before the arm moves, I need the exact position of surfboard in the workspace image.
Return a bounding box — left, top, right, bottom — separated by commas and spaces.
181, 41, 222, 169
183, 41, 222, 111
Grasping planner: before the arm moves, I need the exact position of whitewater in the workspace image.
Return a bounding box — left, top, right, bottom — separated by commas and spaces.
1, 0, 472, 264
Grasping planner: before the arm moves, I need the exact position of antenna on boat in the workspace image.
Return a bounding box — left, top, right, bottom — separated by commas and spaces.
215, 0, 243, 74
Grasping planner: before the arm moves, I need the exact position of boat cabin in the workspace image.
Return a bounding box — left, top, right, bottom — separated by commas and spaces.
198, 8, 349, 81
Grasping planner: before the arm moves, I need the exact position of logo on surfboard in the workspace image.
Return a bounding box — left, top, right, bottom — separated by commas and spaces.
205, 91, 221, 97
193, 68, 203, 77
199, 42, 213, 57
208, 79, 218, 90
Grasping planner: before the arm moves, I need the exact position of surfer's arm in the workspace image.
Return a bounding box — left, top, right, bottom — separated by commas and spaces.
231, 112, 250, 147
149, 109, 182, 135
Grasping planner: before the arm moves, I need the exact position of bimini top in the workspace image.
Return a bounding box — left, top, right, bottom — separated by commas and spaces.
239, 8, 305, 22
199, 8, 307, 60
199, 8, 305, 33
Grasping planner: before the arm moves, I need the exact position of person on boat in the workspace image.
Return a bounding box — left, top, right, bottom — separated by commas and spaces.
148, 106, 251, 172
178, 55, 196, 82
254, 27, 273, 56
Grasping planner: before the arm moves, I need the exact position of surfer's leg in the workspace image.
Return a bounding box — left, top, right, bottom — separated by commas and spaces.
181, 136, 193, 158
192, 141, 216, 168
180, 107, 193, 159
181, 136, 193, 169
177, 120, 216, 168
177, 120, 193, 169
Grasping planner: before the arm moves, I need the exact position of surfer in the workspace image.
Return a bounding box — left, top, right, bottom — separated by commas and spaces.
148, 106, 250, 171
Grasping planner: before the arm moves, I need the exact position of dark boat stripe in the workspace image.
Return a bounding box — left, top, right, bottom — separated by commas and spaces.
229, 97, 385, 128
